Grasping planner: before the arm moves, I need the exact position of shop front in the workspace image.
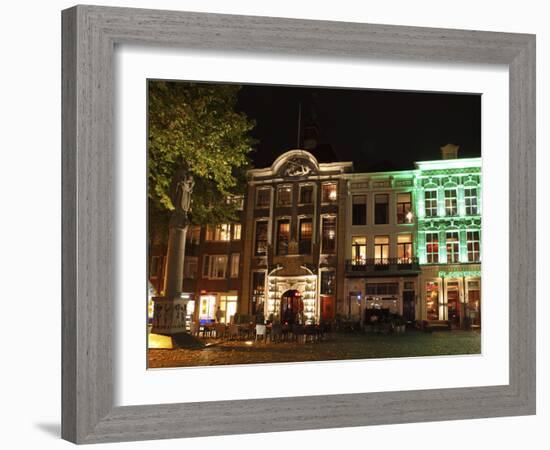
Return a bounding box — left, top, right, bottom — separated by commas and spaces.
344, 277, 419, 323
197, 292, 238, 324
420, 265, 481, 327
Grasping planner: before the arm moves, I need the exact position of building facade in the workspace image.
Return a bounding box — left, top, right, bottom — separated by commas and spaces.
344, 169, 420, 323
149, 146, 482, 328
240, 150, 352, 324
415, 153, 482, 327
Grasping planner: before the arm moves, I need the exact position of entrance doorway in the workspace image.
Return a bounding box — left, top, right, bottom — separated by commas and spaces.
320, 295, 334, 322
447, 283, 460, 326
402, 290, 415, 322
281, 290, 303, 324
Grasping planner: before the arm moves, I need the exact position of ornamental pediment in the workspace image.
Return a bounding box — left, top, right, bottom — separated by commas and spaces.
280, 157, 317, 177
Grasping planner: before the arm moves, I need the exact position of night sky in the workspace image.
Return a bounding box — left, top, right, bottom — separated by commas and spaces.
236, 84, 481, 172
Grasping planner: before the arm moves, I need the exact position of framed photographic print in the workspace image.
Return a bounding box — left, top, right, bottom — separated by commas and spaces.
62, 5, 536, 444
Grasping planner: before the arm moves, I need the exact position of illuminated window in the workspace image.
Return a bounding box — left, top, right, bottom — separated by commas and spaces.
298, 218, 312, 254
467, 230, 481, 262
396, 192, 412, 224
351, 237, 367, 263
397, 234, 412, 263
230, 253, 240, 278
186, 225, 201, 244
299, 185, 314, 204
232, 223, 242, 240
277, 185, 292, 206
374, 194, 389, 224
374, 236, 389, 264
446, 231, 460, 263
276, 219, 291, 255
183, 256, 198, 279
219, 295, 239, 323
251, 272, 266, 315
465, 187, 479, 215
424, 190, 438, 217
426, 281, 439, 320
219, 295, 238, 324
321, 270, 336, 295
352, 195, 367, 225
321, 216, 336, 254
256, 188, 271, 208
426, 232, 439, 263
254, 220, 268, 256
322, 183, 337, 203
205, 224, 230, 241
444, 188, 458, 216
202, 255, 228, 279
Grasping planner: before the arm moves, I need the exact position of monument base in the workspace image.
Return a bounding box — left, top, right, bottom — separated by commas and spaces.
151, 297, 187, 334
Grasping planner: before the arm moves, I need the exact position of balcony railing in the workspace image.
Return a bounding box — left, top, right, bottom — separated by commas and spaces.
345, 257, 420, 276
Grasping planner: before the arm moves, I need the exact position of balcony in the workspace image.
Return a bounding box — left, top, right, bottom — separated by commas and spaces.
345, 257, 420, 277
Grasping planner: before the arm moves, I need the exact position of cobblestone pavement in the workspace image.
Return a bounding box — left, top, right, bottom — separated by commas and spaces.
148, 330, 481, 368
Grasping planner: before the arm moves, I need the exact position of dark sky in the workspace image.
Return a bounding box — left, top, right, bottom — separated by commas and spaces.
236, 84, 481, 172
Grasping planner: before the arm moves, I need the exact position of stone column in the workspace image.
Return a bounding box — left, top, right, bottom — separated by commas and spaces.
151, 174, 194, 335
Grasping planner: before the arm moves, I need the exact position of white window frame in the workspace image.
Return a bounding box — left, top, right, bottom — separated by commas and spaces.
321, 181, 338, 204
424, 189, 438, 217
276, 184, 293, 207
298, 183, 315, 205
444, 188, 458, 216
255, 186, 271, 209
426, 232, 439, 263
464, 186, 479, 216
320, 214, 337, 254
446, 231, 460, 263
203, 254, 228, 279
183, 256, 198, 279
232, 223, 242, 240
466, 229, 481, 262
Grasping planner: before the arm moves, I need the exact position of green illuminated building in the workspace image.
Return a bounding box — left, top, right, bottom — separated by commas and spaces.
414, 145, 481, 326
344, 144, 481, 327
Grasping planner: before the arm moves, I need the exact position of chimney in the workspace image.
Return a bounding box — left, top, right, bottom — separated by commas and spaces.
440, 143, 459, 159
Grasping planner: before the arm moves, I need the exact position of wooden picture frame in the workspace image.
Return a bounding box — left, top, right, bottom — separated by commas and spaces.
61, 5, 536, 444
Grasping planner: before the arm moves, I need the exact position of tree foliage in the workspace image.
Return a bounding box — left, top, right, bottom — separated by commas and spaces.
148, 81, 255, 228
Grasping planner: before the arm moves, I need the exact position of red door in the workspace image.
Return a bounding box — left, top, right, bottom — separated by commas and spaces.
321, 295, 334, 322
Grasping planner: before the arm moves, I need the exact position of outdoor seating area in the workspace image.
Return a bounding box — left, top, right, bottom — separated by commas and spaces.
188, 319, 333, 344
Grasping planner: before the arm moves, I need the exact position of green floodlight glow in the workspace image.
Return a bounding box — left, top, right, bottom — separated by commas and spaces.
414, 157, 482, 266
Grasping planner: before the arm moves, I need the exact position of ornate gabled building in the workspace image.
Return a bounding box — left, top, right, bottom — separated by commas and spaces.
240, 150, 353, 324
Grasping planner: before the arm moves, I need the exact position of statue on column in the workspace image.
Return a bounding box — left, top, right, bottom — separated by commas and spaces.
170, 174, 194, 229
152, 170, 196, 339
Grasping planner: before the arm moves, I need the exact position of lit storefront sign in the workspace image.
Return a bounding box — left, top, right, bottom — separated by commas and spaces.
438, 270, 481, 278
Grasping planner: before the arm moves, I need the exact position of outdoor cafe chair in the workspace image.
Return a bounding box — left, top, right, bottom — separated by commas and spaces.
228, 324, 240, 340
214, 323, 227, 339
255, 324, 267, 343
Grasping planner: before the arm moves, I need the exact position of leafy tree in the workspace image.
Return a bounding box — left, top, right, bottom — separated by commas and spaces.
148, 81, 255, 240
